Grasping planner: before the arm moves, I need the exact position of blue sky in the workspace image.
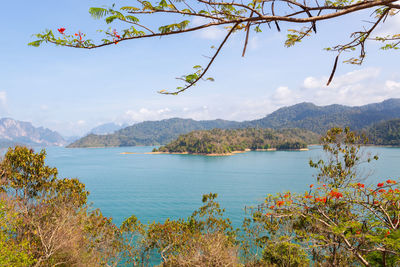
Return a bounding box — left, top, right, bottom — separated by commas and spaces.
1, 1, 399, 136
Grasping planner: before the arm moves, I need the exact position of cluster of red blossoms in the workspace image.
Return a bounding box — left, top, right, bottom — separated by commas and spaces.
58, 27, 66, 34
315, 197, 327, 203
357, 183, 365, 188
112, 29, 122, 44
329, 190, 343, 199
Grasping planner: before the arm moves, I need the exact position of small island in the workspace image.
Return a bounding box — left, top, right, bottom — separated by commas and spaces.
152, 128, 320, 155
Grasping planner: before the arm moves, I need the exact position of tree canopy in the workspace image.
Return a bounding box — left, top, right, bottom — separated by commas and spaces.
29, 0, 399, 94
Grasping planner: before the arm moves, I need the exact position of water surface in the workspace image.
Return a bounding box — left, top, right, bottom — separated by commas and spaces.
43, 146, 400, 226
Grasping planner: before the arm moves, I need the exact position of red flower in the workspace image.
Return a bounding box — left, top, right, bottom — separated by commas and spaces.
315, 197, 327, 203
309, 184, 314, 188
357, 183, 365, 188
284, 194, 289, 198
58, 27, 66, 34
265, 213, 271, 216
385, 230, 390, 237
356, 231, 361, 235
270, 205, 275, 209
378, 189, 386, 193
329, 190, 343, 199
377, 183, 384, 187
386, 179, 396, 184
304, 195, 313, 199
277, 201, 284, 207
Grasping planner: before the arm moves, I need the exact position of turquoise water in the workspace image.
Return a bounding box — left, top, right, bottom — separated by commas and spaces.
43, 146, 400, 226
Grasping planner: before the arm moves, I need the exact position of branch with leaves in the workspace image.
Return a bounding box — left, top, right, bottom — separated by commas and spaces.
29, 0, 399, 94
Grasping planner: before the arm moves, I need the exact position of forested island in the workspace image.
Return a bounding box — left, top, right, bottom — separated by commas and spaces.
152, 128, 320, 155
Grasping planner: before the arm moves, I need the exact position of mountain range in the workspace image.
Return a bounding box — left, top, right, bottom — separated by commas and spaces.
68, 98, 400, 148
0, 118, 66, 147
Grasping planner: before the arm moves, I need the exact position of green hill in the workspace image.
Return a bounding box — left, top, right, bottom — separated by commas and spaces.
68, 99, 400, 148
365, 119, 400, 146
154, 128, 320, 154
244, 99, 400, 133
67, 118, 240, 148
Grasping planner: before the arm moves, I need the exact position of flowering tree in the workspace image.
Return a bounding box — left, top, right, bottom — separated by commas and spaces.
242, 127, 400, 266
29, 0, 399, 94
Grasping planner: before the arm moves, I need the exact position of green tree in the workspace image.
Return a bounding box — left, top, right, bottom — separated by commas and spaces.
0, 146, 123, 266
243, 128, 400, 266
29, 0, 399, 94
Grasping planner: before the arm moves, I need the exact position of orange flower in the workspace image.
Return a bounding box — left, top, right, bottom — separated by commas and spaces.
310, 184, 314, 188
377, 183, 384, 187
270, 205, 275, 209
357, 183, 365, 188
277, 201, 284, 207
265, 213, 271, 216
329, 190, 343, 199
304, 195, 313, 199
356, 231, 361, 235
284, 194, 289, 198
378, 189, 386, 193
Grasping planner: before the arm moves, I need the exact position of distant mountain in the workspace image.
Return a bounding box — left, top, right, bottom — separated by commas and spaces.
68, 99, 400, 148
365, 119, 400, 146
89, 122, 129, 135
244, 99, 400, 133
0, 118, 66, 147
68, 118, 240, 148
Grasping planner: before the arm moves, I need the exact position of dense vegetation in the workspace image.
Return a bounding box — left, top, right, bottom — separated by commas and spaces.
68, 99, 400, 148
366, 119, 400, 146
154, 128, 319, 154
245, 98, 400, 134
67, 118, 240, 148
2, 128, 400, 266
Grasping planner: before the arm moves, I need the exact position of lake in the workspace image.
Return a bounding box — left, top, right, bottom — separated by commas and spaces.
43, 145, 400, 226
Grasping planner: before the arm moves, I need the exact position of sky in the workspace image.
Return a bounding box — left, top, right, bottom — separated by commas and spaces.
0, 1, 399, 137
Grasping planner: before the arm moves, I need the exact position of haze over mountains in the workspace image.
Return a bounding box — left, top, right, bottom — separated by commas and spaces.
1, 99, 399, 148
0, 118, 66, 147
68, 98, 400, 148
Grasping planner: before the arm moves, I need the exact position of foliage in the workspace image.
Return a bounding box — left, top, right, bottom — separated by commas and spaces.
154, 128, 319, 154
0, 146, 122, 266
245, 99, 400, 134
365, 119, 400, 146
2, 126, 400, 266
243, 127, 400, 266
29, 1, 399, 93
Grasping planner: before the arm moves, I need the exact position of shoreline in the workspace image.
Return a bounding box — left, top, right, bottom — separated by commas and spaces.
144, 147, 309, 156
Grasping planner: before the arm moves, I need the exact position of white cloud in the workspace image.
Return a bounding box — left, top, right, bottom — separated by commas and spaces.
191, 17, 226, 40
303, 68, 380, 90
374, 11, 400, 37
0, 91, 6, 106
271, 86, 299, 105
0, 91, 8, 116
299, 68, 400, 106
40, 104, 49, 111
